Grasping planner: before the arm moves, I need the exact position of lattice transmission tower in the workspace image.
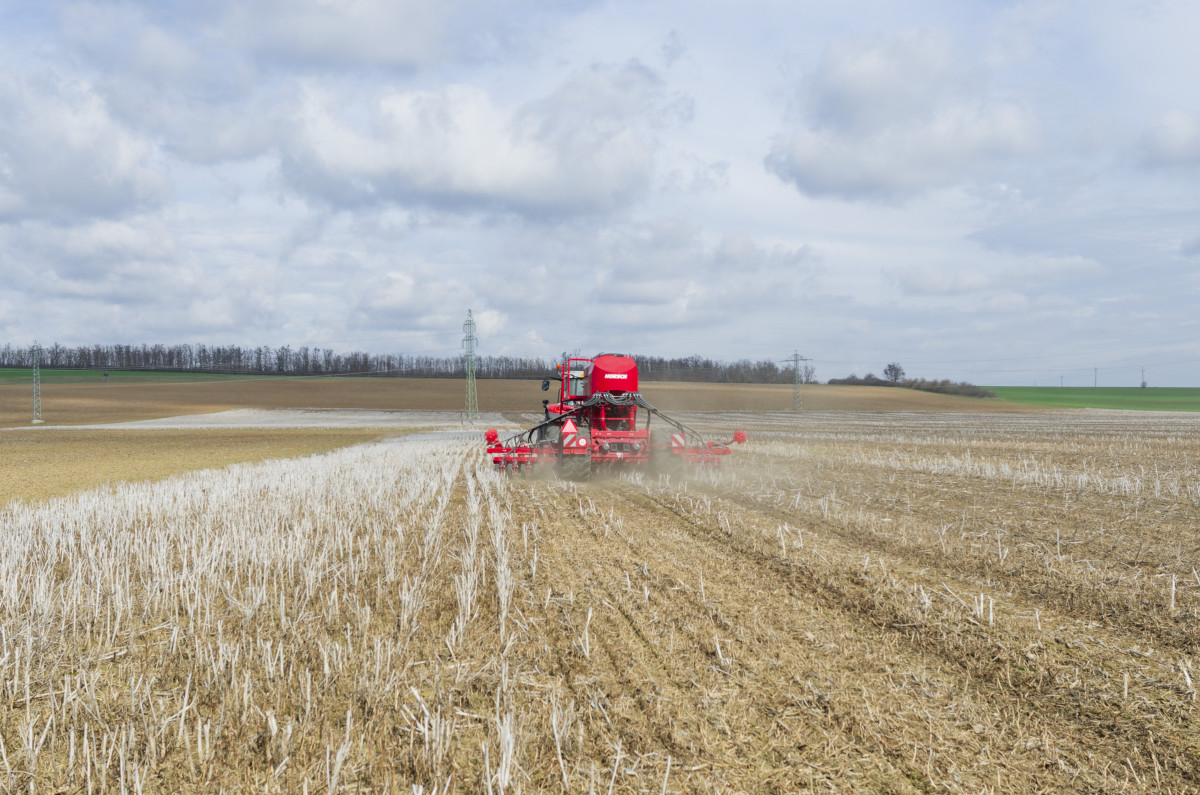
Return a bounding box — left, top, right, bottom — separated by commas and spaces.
791, 351, 811, 411
32, 341, 43, 424
462, 310, 479, 421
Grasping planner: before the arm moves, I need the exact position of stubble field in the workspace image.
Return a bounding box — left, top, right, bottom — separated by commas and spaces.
3, 400, 1200, 792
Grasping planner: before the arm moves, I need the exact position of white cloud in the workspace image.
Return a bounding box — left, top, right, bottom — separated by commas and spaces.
61, 2, 208, 81
3, 2, 1200, 384
360, 272, 423, 313
63, 0, 452, 73
805, 30, 956, 135
5, 217, 191, 304
661, 30, 686, 67
349, 265, 480, 334
889, 254, 1102, 297
1031, 255, 1104, 280
1138, 110, 1200, 167
55, 220, 173, 275
228, 0, 453, 68
982, 291, 1030, 313
467, 221, 818, 341
889, 265, 996, 296
766, 30, 1039, 201
472, 309, 508, 337
709, 233, 818, 282
57, 1, 446, 166
280, 61, 678, 215
0, 73, 166, 221
57, 3, 293, 164
187, 297, 238, 330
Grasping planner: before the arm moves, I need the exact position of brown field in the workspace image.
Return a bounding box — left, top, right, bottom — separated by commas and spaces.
0, 377, 1039, 428
0, 429, 380, 505
1, 378, 1039, 509
3, 407, 1200, 791
640, 382, 1037, 413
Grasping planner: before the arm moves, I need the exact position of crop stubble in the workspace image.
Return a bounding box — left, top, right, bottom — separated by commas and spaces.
2, 408, 1198, 791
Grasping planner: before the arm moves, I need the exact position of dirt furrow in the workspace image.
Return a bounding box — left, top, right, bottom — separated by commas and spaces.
644, 474, 1200, 791
497, 476, 1136, 792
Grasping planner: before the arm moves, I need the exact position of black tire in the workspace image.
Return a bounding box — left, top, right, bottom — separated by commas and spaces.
649, 428, 684, 477
560, 452, 591, 482
538, 423, 562, 446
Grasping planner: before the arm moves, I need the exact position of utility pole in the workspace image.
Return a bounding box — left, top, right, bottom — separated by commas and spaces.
791, 351, 811, 411
1094, 367, 1097, 388
462, 310, 479, 422
31, 341, 43, 424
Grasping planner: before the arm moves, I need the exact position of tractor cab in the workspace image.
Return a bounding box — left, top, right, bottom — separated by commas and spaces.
562, 359, 591, 402
545, 359, 593, 414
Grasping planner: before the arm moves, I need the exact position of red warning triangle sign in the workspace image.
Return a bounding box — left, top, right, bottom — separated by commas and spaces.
562, 419, 578, 433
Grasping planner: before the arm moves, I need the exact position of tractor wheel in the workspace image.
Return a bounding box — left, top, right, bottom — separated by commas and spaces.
540, 424, 562, 446
560, 452, 591, 482
536, 425, 562, 475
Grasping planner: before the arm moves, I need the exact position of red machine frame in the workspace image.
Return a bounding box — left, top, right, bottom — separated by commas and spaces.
485, 353, 746, 478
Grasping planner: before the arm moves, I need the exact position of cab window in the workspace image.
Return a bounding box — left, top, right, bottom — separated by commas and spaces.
566, 360, 590, 398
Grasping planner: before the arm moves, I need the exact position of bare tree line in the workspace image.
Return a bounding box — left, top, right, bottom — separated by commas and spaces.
0, 343, 816, 384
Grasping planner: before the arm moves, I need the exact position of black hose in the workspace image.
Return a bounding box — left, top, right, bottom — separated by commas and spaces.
498, 391, 710, 448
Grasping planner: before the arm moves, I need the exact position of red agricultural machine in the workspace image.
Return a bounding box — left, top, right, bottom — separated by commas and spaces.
485, 353, 746, 480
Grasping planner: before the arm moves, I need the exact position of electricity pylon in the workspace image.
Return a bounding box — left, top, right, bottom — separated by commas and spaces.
791, 351, 811, 411
32, 341, 43, 424
462, 310, 479, 421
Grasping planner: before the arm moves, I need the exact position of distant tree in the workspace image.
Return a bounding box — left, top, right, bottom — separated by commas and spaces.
884, 362, 905, 383
0, 342, 818, 384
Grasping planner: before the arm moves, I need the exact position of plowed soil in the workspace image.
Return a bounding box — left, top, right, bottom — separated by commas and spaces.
0, 378, 1039, 428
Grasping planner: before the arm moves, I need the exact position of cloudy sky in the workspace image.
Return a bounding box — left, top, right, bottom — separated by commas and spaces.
2, 0, 1199, 386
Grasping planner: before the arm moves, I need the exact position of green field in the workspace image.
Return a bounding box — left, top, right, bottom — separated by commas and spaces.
0, 368, 281, 384
990, 386, 1200, 411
